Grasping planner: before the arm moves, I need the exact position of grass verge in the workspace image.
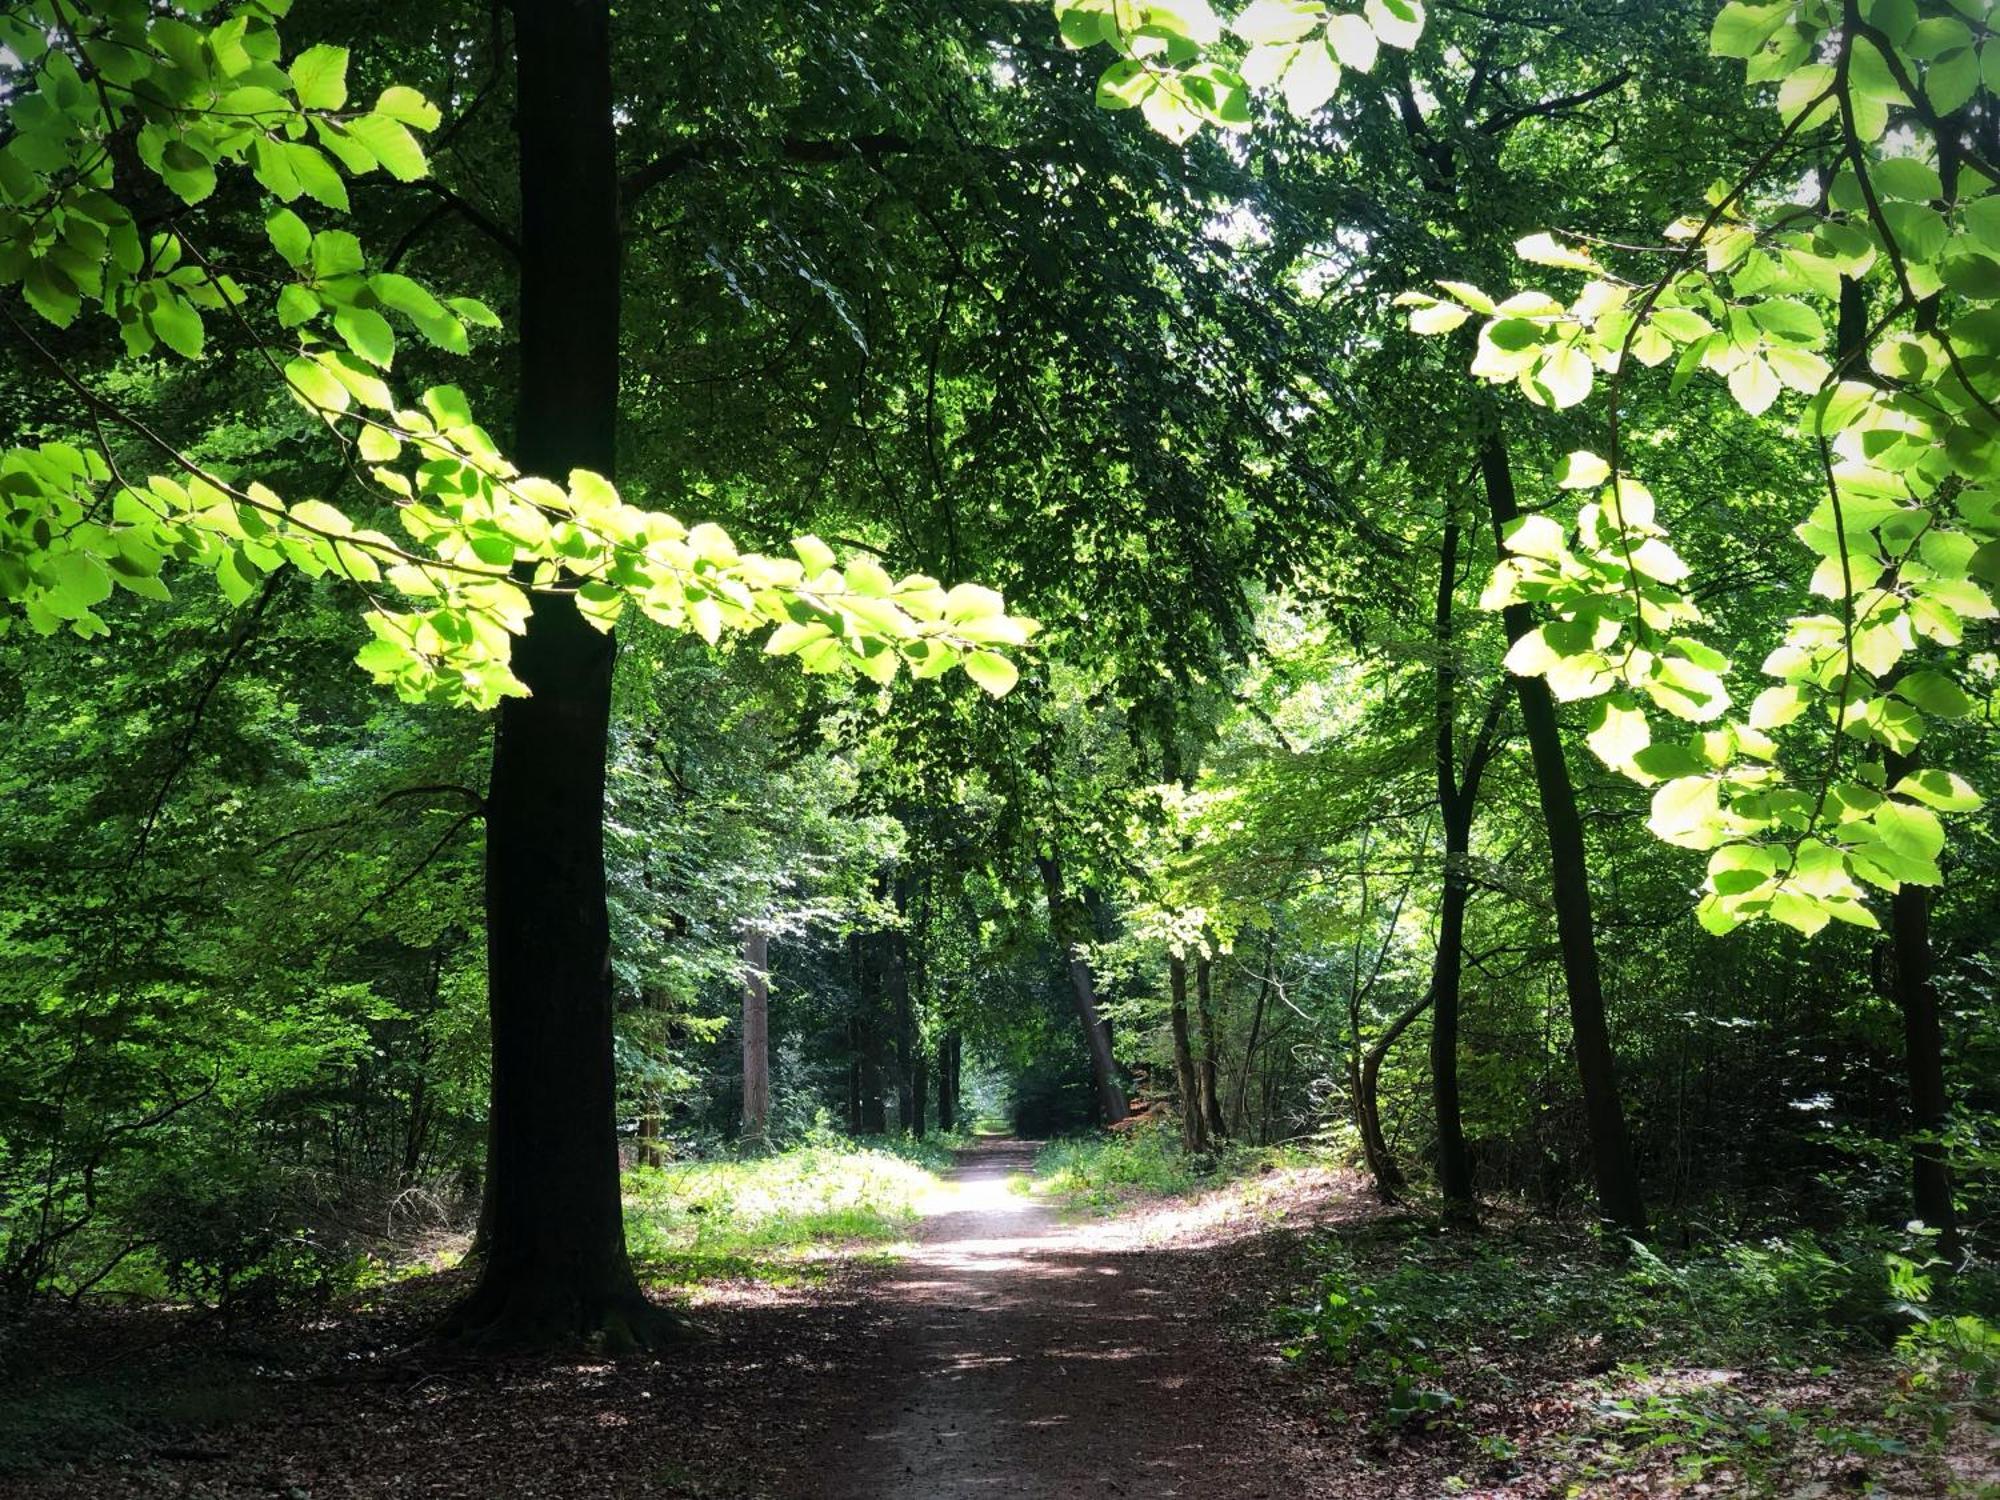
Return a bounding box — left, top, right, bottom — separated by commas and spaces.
623, 1135, 954, 1284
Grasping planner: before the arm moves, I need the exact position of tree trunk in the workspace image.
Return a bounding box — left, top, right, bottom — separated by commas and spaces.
1428, 517, 1506, 1227
890, 927, 915, 1131
440, 0, 680, 1347
1429, 849, 1474, 1219
1884, 747, 1958, 1256
740, 929, 771, 1153
1479, 429, 1647, 1242
1232, 932, 1276, 1132
1169, 956, 1208, 1153
846, 1015, 862, 1135
1036, 854, 1129, 1124
1358, 987, 1432, 1200
1194, 955, 1226, 1139
938, 1032, 960, 1131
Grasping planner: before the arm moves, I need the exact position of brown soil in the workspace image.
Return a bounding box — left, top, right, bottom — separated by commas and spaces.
1, 1139, 1341, 1500
811, 1136, 1334, 1499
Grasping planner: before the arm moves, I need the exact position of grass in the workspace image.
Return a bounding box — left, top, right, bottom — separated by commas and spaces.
1026, 1118, 1310, 1211
622, 1135, 955, 1282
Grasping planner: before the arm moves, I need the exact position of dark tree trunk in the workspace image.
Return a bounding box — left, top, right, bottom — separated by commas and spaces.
911, 1049, 929, 1138
1428, 517, 1507, 1227
1479, 430, 1647, 1241
1429, 854, 1474, 1215
1232, 932, 1276, 1132
440, 0, 680, 1347
1884, 748, 1958, 1255
1036, 854, 1129, 1124
846, 1015, 863, 1135
1194, 955, 1226, 1139
1169, 956, 1208, 1153
741, 929, 771, 1153
1358, 987, 1433, 1200
937, 1032, 960, 1131
890, 926, 915, 1131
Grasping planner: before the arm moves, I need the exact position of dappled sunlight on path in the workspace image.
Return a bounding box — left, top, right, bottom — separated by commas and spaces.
816, 1137, 1320, 1499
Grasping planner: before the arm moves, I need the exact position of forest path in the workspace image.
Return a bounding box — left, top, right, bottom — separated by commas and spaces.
814, 1137, 1321, 1499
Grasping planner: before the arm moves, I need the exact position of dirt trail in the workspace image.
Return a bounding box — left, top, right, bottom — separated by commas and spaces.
816, 1137, 1323, 1499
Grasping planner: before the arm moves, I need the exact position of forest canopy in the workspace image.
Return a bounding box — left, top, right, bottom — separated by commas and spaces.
0, 0, 1995, 1492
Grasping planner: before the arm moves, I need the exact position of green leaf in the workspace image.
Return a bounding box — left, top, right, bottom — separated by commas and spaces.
159, 141, 217, 205
1527, 345, 1593, 408
1232, 0, 1324, 44
1095, 59, 1154, 110
1710, 0, 1789, 58
289, 43, 349, 110
1892, 669, 1974, 717
373, 85, 442, 131
285, 143, 350, 212
147, 295, 205, 359
1891, 769, 1981, 812
1649, 775, 1724, 849
1872, 156, 1943, 202
963, 649, 1019, 697
266, 207, 311, 268
334, 305, 396, 367
345, 115, 428, 181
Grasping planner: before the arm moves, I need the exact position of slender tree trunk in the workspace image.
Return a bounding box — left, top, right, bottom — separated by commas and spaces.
740, 929, 771, 1153
937, 1032, 960, 1131
1479, 430, 1647, 1241
891, 939, 914, 1132
1169, 956, 1208, 1153
846, 1015, 862, 1135
1232, 932, 1276, 1132
440, 0, 680, 1347
1036, 854, 1129, 1124
1429, 843, 1475, 1218
1884, 747, 1958, 1255
1358, 987, 1432, 1199
1195, 955, 1226, 1139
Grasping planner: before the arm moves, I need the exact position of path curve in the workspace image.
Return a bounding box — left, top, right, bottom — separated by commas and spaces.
816, 1137, 1322, 1499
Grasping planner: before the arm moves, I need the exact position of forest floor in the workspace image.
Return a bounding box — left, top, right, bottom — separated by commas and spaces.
2, 1138, 1991, 1498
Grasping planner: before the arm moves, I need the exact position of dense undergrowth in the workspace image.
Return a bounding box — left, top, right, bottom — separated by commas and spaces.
1281, 1208, 2000, 1492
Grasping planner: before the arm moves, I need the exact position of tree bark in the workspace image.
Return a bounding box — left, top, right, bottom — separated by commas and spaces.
937, 1032, 960, 1131
1479, 429, 1647, 1241
1883, 748, 1958, 1255
1036, 854, 1129, 1124
1194, 955, 1226, 1139
1427, 517, 1508, 1226
1169, 955, 1208, 1153
440, 0, 681, 1348
740, 929, 771, 1153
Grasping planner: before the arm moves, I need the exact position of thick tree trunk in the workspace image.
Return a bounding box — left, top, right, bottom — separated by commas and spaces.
1194, 955, 1226, 1139
1169, 956, 1208, 1153
1036, 854, 1129, 1124
439, 0, 683, 1347
740, 929, 771, 1153
1479, 431, 1647, 1241
1883, 747, 1958, 1255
